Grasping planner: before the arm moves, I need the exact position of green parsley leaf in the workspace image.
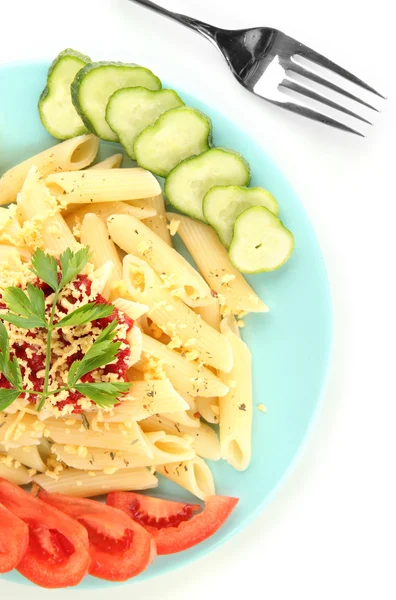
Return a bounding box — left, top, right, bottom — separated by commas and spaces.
0, 322, 22, 390
1, 313, 47, 330
0, 321, 10, 361
74, 381, 130, 408
59, 247, 91, 289
2, 286, 46, 327
30, 248, 59, 291
0, 388, 21, 412
68, 321, 121, 386
56, 302, 114, 328
27, 283, 46, 322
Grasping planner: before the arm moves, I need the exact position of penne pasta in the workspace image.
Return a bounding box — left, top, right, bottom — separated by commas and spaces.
0, 413, 43, 448
111, 298, 149, 320
33, 467, 158, 497
142, 194, 172, 246
168, 212, 268, 314
17, 166, 78, 254
219, 316, 252, 471
64, 200, 157, 227
162, 410, 201, 428
80, 212, 122, 298
108, 214, 211, 307
126, 324, 143, 366
141, 415, 220, 461
6, 445, 47, 473
45, 168, 161, 204
156, 456, 215, 501
0, 134, 99, 206
123, 255, 233, 372
196, 397, 220, 424
88, 153, 123, 170
0, 205, 25, 246
0, 244, 31, 265
43, 418, 152, 456
51, 431, 195, 471
194, 298, 221, 331
134, 333, 229, 398
0, 458, 32, 485
94, 379, 190, 422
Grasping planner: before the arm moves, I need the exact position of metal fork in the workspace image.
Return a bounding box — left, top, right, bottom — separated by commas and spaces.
128, 0, 385, 136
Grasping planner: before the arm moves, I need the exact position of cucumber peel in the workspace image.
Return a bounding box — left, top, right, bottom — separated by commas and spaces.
165, 148, 250, 222
203, 185, 279, 247
106, 87, 184, 160
134, 106, 212, 177
71, 62, 162, 142
229, 206, 294, 273
39, 48, 91, 139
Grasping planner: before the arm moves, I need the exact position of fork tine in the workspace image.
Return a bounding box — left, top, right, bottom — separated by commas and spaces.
295, 44, 386, 99
270, 96, 365, 137
286, 62, 379, 111
279, 79, 373, 124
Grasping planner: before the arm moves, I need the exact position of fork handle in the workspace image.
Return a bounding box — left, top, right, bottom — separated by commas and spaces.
127, 0, 219, 42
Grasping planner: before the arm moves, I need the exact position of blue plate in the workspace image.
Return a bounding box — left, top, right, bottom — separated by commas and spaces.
0, 61, 332, 589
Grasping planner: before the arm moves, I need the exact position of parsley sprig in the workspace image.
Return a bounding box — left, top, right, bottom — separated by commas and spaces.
0, 248, 130, 412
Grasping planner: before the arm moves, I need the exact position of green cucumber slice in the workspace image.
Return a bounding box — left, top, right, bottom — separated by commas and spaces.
165, 148, 250, 222
38, 49, 91, 139
134, 106, 212, 177
106, 87, 184, 160
203, 185, 279, 247
229, 206, 294, 273
71, 62, 162, 142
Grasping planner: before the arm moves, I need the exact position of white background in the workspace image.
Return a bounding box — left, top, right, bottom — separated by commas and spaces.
1, 1, 395, 599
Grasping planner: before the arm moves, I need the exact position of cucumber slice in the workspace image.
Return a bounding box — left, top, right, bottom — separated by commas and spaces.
229, 206, 294, 273
38, 49, 91, 139
134, 106, 212, 177
165, 148, 250, 222
106, 87, 184, 160
71, 62, 162, 142
203, 185, 279, 247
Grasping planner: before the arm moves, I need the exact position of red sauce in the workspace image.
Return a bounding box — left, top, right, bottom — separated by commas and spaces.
0, 274, 134, 413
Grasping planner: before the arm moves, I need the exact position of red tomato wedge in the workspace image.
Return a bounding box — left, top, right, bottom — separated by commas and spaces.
0, 479, 90, 588
0, 502, 29, 573
107, 492, 239, 555
39, 491, 156, 581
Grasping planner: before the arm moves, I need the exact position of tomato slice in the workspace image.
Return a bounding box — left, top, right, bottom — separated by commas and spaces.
0, 502, 29, 573
106, 492, 238, 555
0, 479, 90, 588
39, 490, 156, 581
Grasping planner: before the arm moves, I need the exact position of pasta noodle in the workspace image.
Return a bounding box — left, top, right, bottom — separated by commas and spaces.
88, 153, 123, 170
168, 212, 268, 314
141, 194, 172, 246
196, 397, 220, 424
108, 214, 211, 307
33, 467, 158, 497
134, 333, 229, 398
194, 298, 221, 331
0, 134, 99, 206
17, 166, 78, 254
156, 456, 215, 501
0, 459, 32, 485
51, 431, 195, 471
80, 212, 122, 298
219, 316, 252, 471
6, 445, 47, 472
43, 418, 152, 456
111, 298, 149, 320
64, 200, 157, 227
141, 415, 221, 461
45, 168, 161, 204
123, 255, 233, 372
93, 379, 190, 422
